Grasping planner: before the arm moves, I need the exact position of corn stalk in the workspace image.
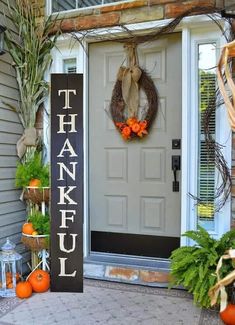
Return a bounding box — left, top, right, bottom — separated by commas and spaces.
4, 0, 60, 128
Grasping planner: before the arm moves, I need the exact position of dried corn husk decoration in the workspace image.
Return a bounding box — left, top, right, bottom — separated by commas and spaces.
209, 249, 235, 312
217, 40, 235, 131
119, 43, 142, 118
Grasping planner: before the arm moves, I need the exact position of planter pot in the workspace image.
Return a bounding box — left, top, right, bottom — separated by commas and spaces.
21, 233, 49, 251
23, 187, 50, 204
220, 304, 235, 325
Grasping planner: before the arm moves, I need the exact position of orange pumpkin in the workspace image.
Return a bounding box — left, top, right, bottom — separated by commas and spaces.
220, 304, 235, 325
15, 281, 32, 299
22, 222, 35, 235
28, 269, 50, 293
29, 178, 41, 187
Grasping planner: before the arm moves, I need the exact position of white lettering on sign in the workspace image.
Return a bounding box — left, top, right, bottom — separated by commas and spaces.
58, 89, 76, 109
58, 258, 77, 277
58, 186, 78, 205
57, 162, 78, 181
58, 233, 78, 253
57, 114, 78, 133
59, 210, 76, 228
56, 87, 79, 278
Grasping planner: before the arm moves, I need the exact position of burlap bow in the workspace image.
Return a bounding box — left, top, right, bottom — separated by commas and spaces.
16, 127, 38, 159
209, 249, 235, 312
217, 40, 235, 131
117, 44, 142, 118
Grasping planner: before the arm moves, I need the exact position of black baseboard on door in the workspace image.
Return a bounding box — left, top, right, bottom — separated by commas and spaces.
91, 231, 180, 258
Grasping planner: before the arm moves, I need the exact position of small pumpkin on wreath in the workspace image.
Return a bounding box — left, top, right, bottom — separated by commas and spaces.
109, 43, 159, 141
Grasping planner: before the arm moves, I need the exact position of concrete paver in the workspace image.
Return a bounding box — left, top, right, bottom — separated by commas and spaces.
0, 280, 222, 325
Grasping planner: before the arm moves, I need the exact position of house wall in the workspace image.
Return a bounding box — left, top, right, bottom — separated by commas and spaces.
44, 0, 234, 229
0, 1, 29, 269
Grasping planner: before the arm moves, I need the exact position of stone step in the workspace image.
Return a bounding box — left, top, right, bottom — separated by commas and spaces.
84, 259, 172, 287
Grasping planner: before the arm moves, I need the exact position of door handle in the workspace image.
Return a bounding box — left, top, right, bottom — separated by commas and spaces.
172, 156, 180, 192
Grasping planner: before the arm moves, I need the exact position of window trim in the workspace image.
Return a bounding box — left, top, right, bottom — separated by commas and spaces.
47, 0, 132, 15
181, 26, 231, 246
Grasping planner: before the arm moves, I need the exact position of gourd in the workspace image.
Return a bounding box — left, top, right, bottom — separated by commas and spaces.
29, 178, 41, 187
16, 281, 32, 299
22, 222, 35, 235
28, 269, 50, 293
220, 286, 235, 325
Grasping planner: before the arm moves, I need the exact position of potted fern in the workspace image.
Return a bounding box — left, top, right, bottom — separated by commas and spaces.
15, 152, 50, 204
170, 226, 235, 308
21, 211, 50, 251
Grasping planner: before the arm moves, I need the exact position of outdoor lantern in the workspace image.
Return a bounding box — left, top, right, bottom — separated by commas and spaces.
0, 238, 22, 297
0, 25, 6, 56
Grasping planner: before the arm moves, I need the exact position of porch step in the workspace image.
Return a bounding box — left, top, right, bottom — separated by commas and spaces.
84, 259, 171, 287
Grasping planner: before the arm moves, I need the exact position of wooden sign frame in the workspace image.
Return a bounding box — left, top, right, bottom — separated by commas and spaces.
50, 74, 83, 292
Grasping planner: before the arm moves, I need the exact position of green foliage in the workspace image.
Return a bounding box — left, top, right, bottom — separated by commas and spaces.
29, 211, 50, 236
170, 226, 235, 308
15, 152, 49, 188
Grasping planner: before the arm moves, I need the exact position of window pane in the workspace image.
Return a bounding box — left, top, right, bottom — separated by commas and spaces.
52, 0, 128, 12
197, 43, 216, 231
63, 58, 77, 73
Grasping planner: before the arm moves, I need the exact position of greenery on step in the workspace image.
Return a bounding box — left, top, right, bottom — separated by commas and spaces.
169, 226, 235, 308
29, 211, 50, 236
15, 152, 49, 188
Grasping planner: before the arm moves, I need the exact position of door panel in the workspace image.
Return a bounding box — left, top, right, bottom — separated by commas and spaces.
89, 34, 182, 252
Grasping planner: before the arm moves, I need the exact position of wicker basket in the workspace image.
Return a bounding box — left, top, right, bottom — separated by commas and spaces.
23, 187, 50, 204
21, 233, 49, 251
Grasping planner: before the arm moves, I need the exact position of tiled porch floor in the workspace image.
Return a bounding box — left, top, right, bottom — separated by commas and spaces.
0, 280, 222, 325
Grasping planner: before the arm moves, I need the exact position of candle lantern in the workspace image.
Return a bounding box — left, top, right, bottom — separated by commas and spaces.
0, 238, 22, 297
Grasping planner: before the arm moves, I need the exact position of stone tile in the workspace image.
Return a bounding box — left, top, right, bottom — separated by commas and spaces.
120, 5, 164, 24
59, 12, 121, 33
165, 0, 216, 18
105, 266, 139, 281
139, 270, 170, 283
84, 263, 105, 278
0, 280, 220, 325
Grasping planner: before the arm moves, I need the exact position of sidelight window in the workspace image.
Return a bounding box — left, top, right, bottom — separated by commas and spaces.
197, 43, 217, 231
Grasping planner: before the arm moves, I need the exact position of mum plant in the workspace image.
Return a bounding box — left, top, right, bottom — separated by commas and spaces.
170, 226, 235, 308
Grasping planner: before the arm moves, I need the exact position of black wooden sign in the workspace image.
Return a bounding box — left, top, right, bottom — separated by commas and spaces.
51, 74, 83, 292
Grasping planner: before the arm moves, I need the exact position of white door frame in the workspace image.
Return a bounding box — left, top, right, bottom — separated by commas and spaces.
48, 15, 231, 258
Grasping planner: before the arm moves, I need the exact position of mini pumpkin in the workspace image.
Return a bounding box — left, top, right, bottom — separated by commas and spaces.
16, 281, 32, 299
22, 222, 35, 235
29, 178, 41, 187
220, 304, 235, 325
28, 269, 50, 293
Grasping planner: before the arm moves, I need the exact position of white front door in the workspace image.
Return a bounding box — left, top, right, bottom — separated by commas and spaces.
89, 33, 182, 258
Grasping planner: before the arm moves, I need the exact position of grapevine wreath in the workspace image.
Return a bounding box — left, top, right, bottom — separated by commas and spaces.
109, 43, 159, 140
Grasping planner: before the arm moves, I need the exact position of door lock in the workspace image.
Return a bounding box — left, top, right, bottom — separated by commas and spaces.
172, 156, 180, 192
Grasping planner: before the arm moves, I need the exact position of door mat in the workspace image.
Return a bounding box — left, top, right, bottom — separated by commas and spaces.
0, 279, 222, 325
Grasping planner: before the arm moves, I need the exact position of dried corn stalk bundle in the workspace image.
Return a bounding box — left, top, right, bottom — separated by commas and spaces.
217, 40, 235, 130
